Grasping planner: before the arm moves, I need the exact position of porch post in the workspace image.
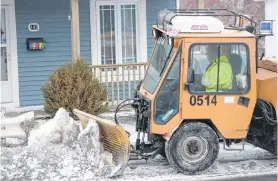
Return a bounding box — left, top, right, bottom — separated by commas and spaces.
70, 0, 81, 62
197, 0, 205, 9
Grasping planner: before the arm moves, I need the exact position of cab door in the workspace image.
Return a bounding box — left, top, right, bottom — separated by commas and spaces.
182, 38, 257, 139
147, 41, 184, 136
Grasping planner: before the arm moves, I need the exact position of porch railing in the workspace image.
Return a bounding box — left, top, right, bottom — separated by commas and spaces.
92, 62, 149, 107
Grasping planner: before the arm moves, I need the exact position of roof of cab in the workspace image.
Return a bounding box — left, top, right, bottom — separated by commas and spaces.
152, 25, 256, 38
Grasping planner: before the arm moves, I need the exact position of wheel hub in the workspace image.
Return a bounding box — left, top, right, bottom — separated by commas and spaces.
182, 136, 208, 164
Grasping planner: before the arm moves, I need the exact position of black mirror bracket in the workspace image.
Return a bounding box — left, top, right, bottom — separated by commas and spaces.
187, 68, 195, 82
184, 83, 190, 90
185, 68, 195, 90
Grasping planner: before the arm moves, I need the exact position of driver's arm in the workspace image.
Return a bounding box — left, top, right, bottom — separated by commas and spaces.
201, 65, 217, 89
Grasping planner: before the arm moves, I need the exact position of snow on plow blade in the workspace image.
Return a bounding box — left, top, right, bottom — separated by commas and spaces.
73, 109, 130, 177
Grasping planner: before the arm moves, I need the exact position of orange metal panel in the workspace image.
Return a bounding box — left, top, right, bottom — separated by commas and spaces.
179, 37, 257, 139
256, 68, 278, 110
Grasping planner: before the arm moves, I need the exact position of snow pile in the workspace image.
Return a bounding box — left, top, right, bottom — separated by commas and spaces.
1, 111, 35, 146
28, 108, 79, 146
1, 110, 47, 141
1, 108, 113, 180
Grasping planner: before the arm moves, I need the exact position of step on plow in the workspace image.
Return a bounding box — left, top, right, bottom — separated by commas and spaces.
73, 109, 131, 177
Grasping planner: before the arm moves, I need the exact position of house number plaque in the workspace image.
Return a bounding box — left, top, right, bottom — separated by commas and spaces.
28, 23, 40, 32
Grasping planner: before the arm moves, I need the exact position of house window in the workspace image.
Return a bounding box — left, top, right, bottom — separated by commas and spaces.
97, 1, 139, 65
99, 5, 116, 65
188, 43, 250, 94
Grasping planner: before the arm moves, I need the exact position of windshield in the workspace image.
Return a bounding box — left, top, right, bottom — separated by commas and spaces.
143, 36, 174, 93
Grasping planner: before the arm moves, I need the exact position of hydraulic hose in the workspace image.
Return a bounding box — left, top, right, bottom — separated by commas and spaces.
114, 99, 136, 125
257, 98, 277, 125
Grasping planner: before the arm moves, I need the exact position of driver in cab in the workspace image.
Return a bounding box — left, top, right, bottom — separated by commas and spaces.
201, 45, 233, 92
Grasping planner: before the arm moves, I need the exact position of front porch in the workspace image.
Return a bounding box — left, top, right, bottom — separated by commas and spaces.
92, 62, 148, 106
0, 0, 177, 109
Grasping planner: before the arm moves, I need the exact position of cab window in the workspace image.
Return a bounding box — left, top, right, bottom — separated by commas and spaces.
143, 36, 174, 93
188, 44, 249, 94
154, 45, 181, 124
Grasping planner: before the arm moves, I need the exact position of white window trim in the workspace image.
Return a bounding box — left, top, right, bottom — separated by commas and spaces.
176, 0, 179, 9
90, 0, 147, 66
96, 1, 118, 65
1, 0, 14, 5
1, 0, 20, 108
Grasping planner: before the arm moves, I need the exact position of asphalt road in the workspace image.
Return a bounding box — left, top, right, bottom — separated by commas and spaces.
210, 174, 277, 181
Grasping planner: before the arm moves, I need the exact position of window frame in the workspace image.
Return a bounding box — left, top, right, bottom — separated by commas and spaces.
153, 43, 182, 125
188, 42, 251, 95
142, 34, 175, 93
96, 1, 140, 65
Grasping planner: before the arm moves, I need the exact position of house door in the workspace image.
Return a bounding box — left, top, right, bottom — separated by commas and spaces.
96, 1, 139, 65
1, 7, 12, 103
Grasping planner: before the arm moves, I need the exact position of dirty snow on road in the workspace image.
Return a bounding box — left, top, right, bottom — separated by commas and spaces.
1, 109, 277, 181
1, 108, 113, 181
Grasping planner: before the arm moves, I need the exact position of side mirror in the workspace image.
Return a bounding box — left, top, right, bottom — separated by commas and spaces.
245, 25, 255, 34
187, 68, 194, 83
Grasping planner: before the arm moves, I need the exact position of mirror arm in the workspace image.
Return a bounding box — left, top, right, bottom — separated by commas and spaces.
184, 83, 190, 90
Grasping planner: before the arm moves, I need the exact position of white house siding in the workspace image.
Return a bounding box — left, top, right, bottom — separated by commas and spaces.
265, 0, 277, 58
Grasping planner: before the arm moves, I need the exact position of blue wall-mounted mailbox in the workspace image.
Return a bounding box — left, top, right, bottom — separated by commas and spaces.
26, 38, 46, 50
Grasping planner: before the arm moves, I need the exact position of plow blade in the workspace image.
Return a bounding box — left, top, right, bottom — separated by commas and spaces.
73, 109, 130, 177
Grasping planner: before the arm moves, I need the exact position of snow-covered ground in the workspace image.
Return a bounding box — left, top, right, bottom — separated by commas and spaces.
1, 109, 277, 181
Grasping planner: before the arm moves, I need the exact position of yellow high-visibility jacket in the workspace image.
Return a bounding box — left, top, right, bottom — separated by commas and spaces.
202, 56, 233, 92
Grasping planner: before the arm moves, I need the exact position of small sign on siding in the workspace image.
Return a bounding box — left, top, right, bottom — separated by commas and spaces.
28, 23, 40, 32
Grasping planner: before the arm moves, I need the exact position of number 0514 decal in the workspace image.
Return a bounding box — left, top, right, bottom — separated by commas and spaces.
190, 95, 217, 106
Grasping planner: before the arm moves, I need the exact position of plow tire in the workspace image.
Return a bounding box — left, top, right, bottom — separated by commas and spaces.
166, 122, 219, 174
